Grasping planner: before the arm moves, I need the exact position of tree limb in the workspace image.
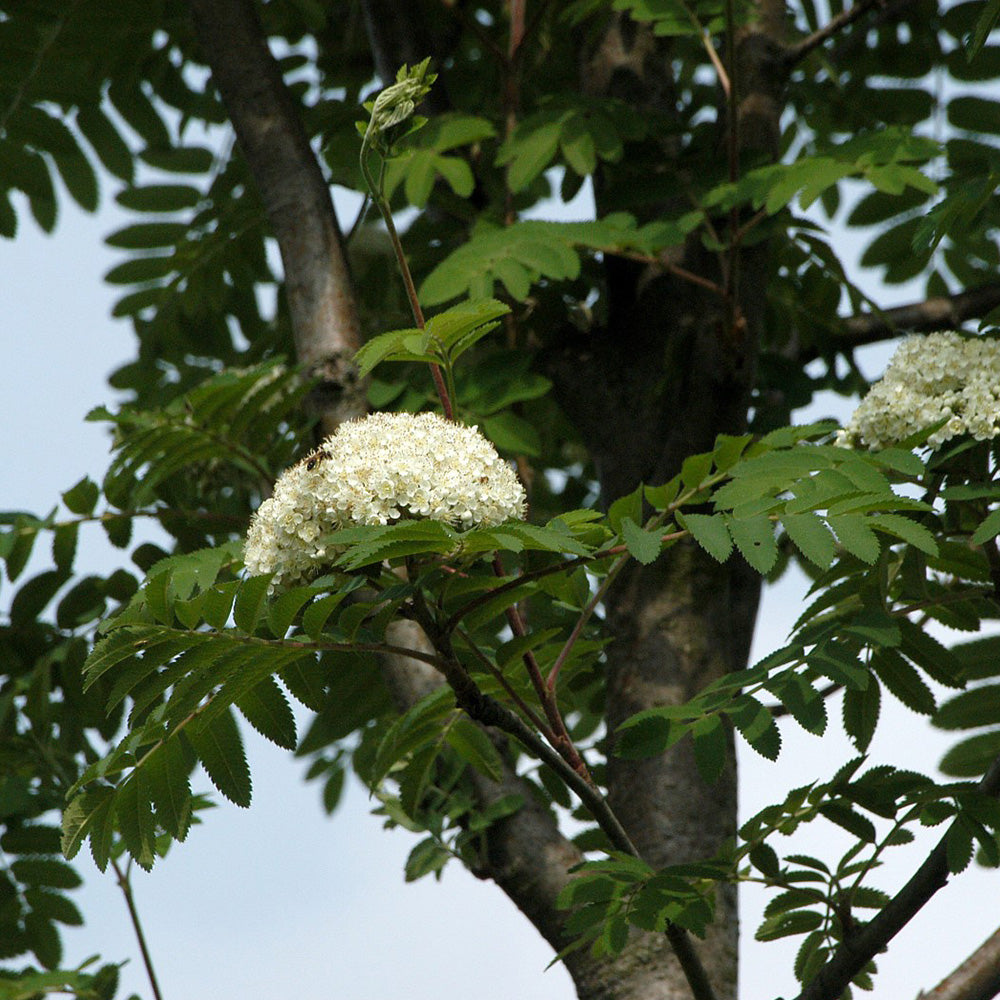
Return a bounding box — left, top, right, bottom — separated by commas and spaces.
918, 925, 1000, 1000
843, 283, 1000, 345
187, 0, 367, 434
798, 282, 1000, 362
782, 0, 885, 67
795, 754, 1000, 1000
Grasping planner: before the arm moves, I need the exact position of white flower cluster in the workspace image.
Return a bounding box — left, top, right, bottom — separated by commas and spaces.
244, 411, 527, 589
836, 332, 1000, 450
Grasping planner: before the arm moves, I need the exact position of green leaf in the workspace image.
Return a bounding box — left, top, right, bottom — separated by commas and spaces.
61, 477, 100, 515
237, 677, 297, 750
680, 451, 714, 489
621, 517, 663, 565
76, 106, 134, 182
946, 821, 975, 874
233, 574, 272, 633
729, 698, 781, 760
498, 118, 563, 191
935, 684, 1000, 730
405, 836, 450, 882
781, 512, 836, 568
726, 515, 778, 573
144, 737, 194, 839
61, 787, 115, 869
771, 673, 827, 736
25, 910, 62, 969
940, 731, 1000, 777
187, 708, 252, 807
106, 222, 189, 249
614, 711, 676, 759
116, 184, 203, 212
870, 513, 938, 556
354, 327, 438, 376
968, 0, 1000, 61
899, 619, 965, 689
828, 514, 881, 563
692, 715, 727, 784
843, 680, 881, 752
114, 770, 157, 870
681, 512, 734, 562
10, 858, 82, 890
872, 648, 936, 715
482, 411, 542, 456
749, 843, 781, 877
1, 824, 62, 855
819, 802, 876, 842
971, 506, 1000, 545
445, 718, 504, 781
755, 908, 823, 942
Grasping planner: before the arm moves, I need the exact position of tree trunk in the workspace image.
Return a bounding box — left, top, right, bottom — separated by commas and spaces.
194, 3, 786, 997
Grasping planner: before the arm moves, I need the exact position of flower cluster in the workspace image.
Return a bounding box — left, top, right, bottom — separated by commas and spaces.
836, 332, 1000, 450
244, 411, 527, 589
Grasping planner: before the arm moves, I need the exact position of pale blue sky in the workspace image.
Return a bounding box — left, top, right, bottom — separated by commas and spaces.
2, 182, 998, 1000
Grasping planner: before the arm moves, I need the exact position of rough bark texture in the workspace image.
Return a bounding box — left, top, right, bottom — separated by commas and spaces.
918, 925, 1000, 1000
188, 0, 367, 435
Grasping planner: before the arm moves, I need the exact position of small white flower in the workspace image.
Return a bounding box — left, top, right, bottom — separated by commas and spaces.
244, 412, 527, 589
837, 332, 1000, 450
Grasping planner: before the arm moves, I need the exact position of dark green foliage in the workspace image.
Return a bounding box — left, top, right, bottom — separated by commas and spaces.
5, 0, 1000, 993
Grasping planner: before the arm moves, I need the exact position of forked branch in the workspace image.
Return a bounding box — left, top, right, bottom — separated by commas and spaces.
795, 754, 1000, 1000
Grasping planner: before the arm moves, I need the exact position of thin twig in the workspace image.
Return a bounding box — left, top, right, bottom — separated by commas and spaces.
547, 551, 628, 694
491, 554, 593, 781
782, 0, 884, 67
358, 130, 454, 418
111, 858, 165, 1000
444, 530, 689, 634
455, 625, 555, 738
680, 0, 730, 96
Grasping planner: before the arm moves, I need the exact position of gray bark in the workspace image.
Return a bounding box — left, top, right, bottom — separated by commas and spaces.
187, 0, 367, 435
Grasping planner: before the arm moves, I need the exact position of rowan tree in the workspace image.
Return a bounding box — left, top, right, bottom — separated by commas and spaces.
3, 3, 1000, 1000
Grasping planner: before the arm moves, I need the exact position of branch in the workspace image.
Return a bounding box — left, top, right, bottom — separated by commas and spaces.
111, 859, 165, 1000
800, 282, 1000, 361
918, 925, 1000, 1000
794, 754, 1000, 1000
782, 0, 884, 67
187, 0, 367, 434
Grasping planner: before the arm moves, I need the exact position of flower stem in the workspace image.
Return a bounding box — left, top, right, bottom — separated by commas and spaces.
359, 134, 454, 419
